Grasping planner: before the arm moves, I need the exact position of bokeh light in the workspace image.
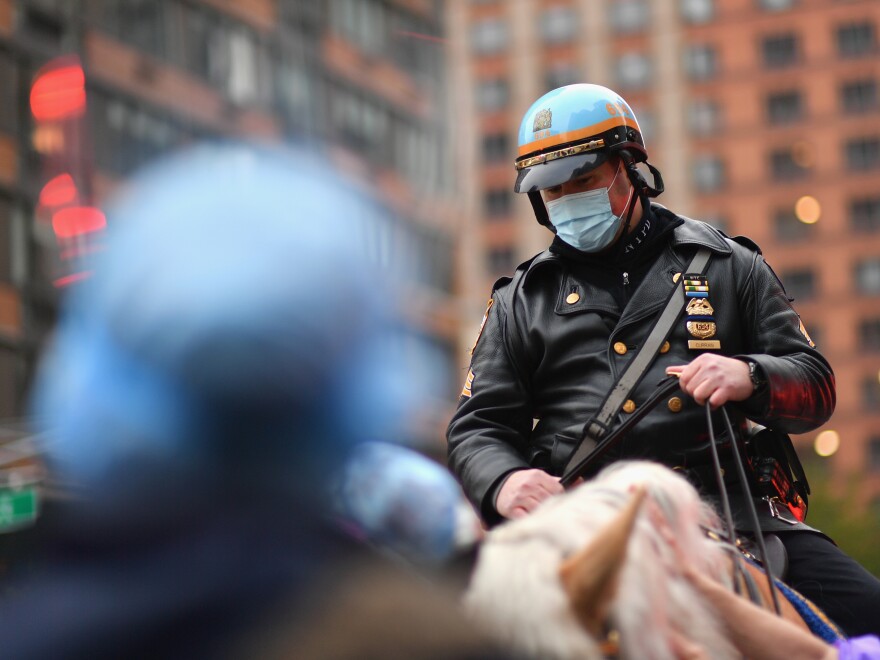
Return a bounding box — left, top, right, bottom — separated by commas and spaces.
795, 195, 821, 224
814, 429, 840, 457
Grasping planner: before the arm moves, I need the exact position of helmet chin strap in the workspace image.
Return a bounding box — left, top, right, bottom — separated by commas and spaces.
623, 158, 664, 199
618, 151, 664, 239
528, 190, 553, 230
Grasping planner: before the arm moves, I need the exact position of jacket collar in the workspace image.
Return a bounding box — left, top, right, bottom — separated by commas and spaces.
520, 204, 730, 286
658, 205, 732, 256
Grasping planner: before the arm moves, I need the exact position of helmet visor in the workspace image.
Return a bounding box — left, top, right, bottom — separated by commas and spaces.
514, 151, 609, 193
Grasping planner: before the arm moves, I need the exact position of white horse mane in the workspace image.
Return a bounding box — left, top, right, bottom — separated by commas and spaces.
465, 460, 741, 659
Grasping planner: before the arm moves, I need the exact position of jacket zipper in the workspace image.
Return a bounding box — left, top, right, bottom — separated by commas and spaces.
623, 271, 630, 286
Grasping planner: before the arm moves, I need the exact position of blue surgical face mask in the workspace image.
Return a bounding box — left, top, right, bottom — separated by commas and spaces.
545, 165, 634, 253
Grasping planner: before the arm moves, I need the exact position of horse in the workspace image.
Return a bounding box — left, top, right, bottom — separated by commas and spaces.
464, 460, 842, 660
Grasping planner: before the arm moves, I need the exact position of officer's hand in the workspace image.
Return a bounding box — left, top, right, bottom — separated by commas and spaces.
666, 354, 753, 409
495, 469, 563, 520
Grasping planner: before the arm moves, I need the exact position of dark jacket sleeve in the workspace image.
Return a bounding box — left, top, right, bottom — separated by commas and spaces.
446, 284, 533, 525
734, 250, 835, 434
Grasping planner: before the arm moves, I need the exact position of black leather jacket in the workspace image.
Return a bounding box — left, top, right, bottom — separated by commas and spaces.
447, 206, 835, 528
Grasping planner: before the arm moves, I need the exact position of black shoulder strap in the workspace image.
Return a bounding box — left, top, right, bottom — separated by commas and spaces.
563, 247, 712, 480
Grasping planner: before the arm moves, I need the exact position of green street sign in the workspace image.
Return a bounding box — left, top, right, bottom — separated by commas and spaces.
0, 487, 38, 531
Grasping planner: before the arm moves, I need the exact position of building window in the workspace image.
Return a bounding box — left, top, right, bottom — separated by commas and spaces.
762, 33, 799, 68
18, 2, 65, 47
484, 189, 512, 219
869, 437, 880, 471
0, 51, 19, 135
858, 318, 880, 351
616, 52, 651, 89
683, 44, 717, 81
692, 155, 725, 192
476, 78, 509, 111
407, 222, 454, 293
770, 147, 809, 180
688, 99, 721, 136
482, 133, 510, 163
470, 18, 508, 55
173, 4, 273, 107
766, 90, 803, 124
483, 189, 510, 219
680, 0, 713, 24
836, 21, 876, 58
540, 6, 578, 44
845, 137, 880, 171
780, 268, 816, 301
388, 11, 441, 81
223, 28, 272, 106
758, 0, 795, 11
87, 0, 166, 57
850, 196, 880, 233
389, 120, 439, 194
609, 0, 649, 34
0, 348, 20, 418
329, 0, 388, 55
487, 246, 515, 275
404, 218, 433, 279
329, 85, 391, 159
91, 91, 192, 176
863, 377, 880, 409
0, 197, 12, 284
841, 79, 878, 114
773, 208, 814, 241
544, 62, 580, 92
855, 258, 880, 295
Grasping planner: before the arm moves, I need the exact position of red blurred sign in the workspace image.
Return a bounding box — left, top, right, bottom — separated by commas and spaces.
38, 173, 78, 208
51, 206, 106, 239
30, 56, 101, 287
29, 63, 86, 121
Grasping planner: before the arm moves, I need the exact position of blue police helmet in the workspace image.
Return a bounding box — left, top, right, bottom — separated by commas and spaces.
32, 143, 414, 492
335, 441, 463, 566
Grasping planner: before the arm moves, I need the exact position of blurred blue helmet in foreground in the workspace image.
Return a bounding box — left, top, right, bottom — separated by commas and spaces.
32, 143, 412, 494
335, 442, 465, 566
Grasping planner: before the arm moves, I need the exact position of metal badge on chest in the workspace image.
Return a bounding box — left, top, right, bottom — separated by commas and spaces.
683, 274, 721, 350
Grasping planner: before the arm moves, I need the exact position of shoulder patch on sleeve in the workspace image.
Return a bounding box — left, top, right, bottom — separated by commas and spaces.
798, 316, 816, 347
460, 368, 475, 397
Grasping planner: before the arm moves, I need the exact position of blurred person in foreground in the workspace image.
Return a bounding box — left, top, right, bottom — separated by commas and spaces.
447, 83, 880, 636
0, 144, 503, 659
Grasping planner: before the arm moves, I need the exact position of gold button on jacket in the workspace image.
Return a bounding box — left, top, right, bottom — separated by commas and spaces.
613, 342, 627, 355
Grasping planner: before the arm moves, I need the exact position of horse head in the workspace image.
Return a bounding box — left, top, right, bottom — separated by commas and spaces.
465, 461, 741, 659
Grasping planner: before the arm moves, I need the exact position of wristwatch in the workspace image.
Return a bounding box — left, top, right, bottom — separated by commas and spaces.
746, 359, 767, 393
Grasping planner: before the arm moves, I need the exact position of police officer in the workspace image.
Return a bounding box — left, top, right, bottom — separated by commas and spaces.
447, 83, 880, 636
